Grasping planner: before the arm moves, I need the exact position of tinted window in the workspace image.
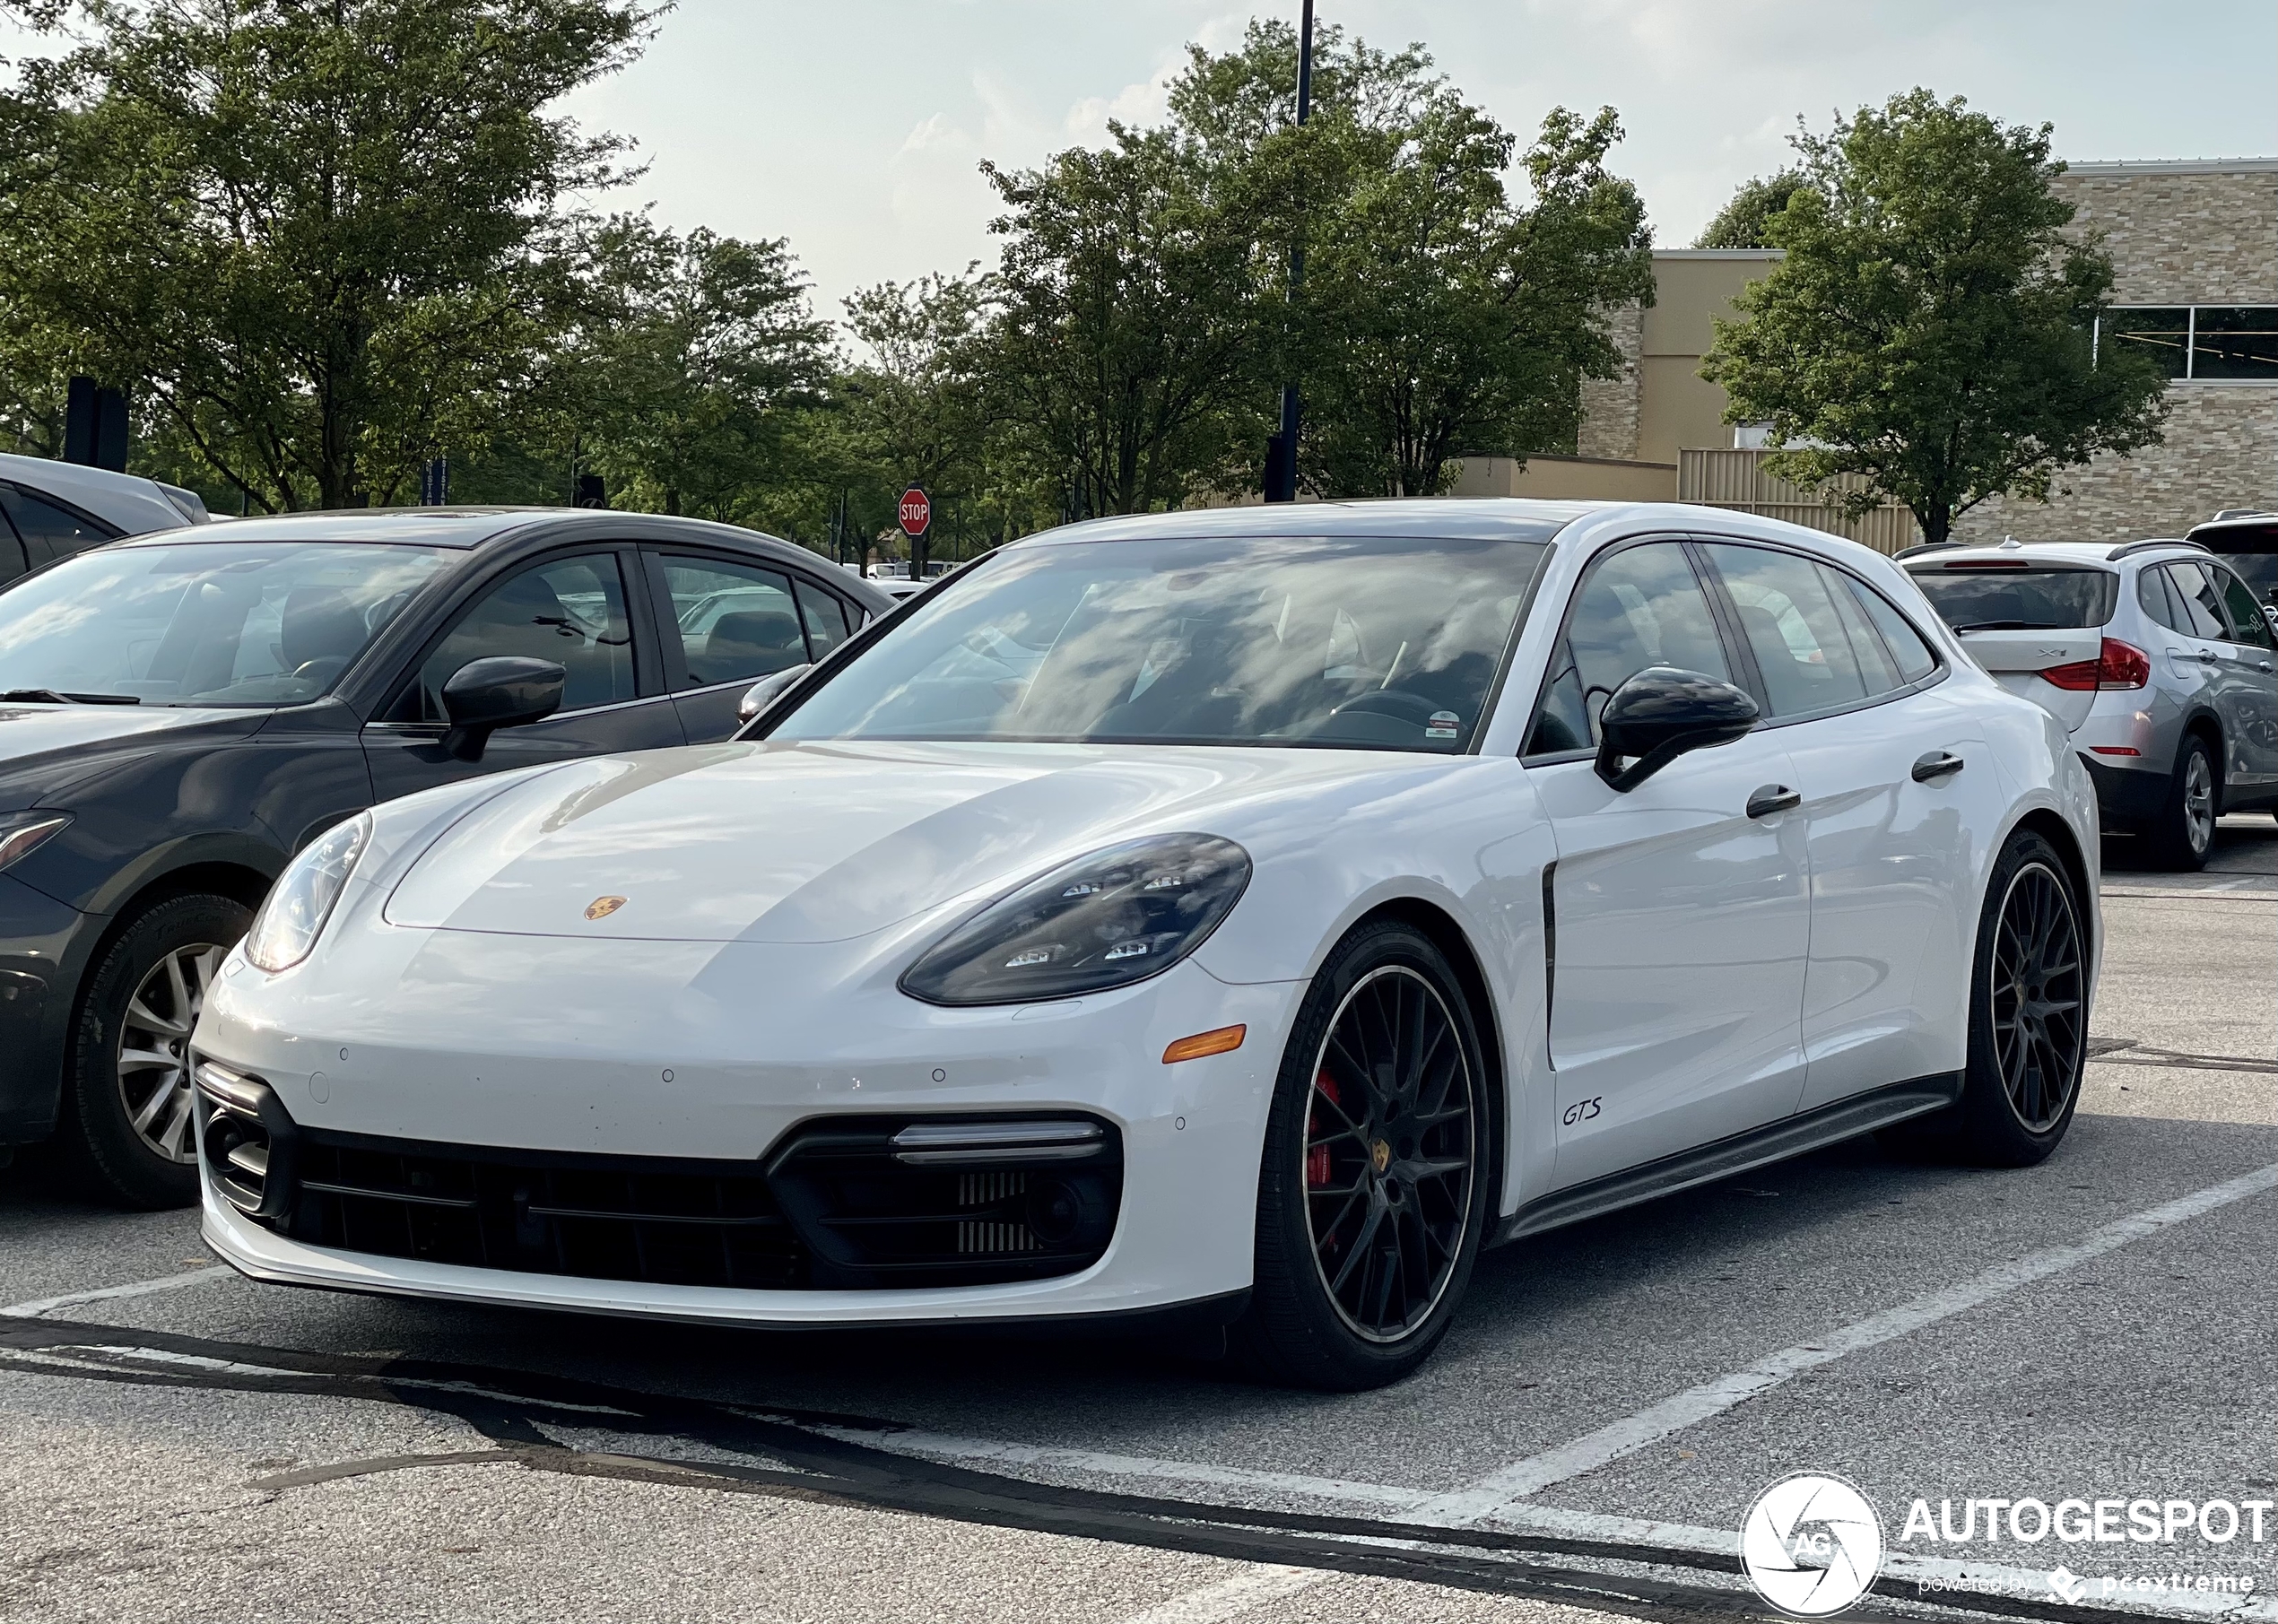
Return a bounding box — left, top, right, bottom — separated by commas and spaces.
775, 533, 1550, 753
2209, 563, 2275, 649
1529, 542, 1730, 754
658, 556, 806, 689
0, 483, 118, 566
2137, 564, 2186, 633
406, 553, 635, 719
2191, 308, 2278, 381
1848, 578, 1939, 683
794, 577, 852, 660
1907, 565, 2117, 630
1705, 543, 1870, 717
0, 542, 448, 705
2197, 524, 2278, 603
2164, 562, 2230, 640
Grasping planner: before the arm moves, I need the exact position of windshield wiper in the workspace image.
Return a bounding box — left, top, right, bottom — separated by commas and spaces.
0, 688, 142, 705
1949, 621, 2048, 632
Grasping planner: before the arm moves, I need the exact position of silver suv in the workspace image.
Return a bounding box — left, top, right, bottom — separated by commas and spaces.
1903, 537, 2278, 869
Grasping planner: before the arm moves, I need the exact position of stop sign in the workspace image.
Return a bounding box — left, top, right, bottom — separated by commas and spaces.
899, 486, 932, 538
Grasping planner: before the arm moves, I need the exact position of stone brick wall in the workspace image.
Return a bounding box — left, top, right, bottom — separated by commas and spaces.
1952, 386, 2278, 543
1576, 302, 1642, 460
2057, 168, 2278, 303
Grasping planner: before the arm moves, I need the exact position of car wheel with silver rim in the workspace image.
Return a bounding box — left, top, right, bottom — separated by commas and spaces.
1235, 920, 1491, 1390
65, 892, 251, 1209
2148, 734, 2218, 871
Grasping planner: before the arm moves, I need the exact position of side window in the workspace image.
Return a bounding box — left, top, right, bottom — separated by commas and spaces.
2137, 564, 2186, 633
658, 555, 807, 689
794, 577, 852, 660
402, 552, 635, 721
1527, 541, 1731, 755
1702, 543, 1868, 717
0, 483, 117, 566
2210, 564, 2275, 650
0, 506, 26, 583
2166, 563, 2230, 640
1847, 578, 1939, 683
1822, 565, 1901, 693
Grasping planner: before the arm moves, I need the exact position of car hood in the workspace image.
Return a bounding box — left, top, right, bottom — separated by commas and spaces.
0, 702, 265, 798
382, 739, 1445, 944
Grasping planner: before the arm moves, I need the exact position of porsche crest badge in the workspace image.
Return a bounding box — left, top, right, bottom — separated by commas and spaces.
585, 895, 627, 921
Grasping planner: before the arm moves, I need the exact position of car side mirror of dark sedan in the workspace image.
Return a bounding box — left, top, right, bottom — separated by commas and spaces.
736, 664, 813, 725
1594, 666, 1760, 792
440, 656, 567, 761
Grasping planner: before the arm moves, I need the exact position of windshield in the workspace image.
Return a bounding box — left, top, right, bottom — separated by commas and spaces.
1906, 565, 2117, 631
2201, 527, 2278, 601
770, 533, 1549, 752
0, 542, 452, 707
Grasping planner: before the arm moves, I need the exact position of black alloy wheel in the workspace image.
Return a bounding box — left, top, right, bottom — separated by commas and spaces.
1988, 859, 2087, 1134
1893, 829, 2088, 1168
1236, 921, 1491, 1389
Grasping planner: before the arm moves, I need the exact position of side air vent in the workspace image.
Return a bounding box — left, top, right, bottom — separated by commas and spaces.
191, 1060, 295, 1217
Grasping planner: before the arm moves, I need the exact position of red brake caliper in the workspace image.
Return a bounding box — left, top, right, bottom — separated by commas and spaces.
1306, 1070, 1340, 1187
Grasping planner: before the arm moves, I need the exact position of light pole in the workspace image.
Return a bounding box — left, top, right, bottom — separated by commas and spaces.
1264, 0, 1315, 505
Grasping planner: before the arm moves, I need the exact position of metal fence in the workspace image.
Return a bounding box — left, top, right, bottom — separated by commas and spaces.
1678, 448, 1921, 555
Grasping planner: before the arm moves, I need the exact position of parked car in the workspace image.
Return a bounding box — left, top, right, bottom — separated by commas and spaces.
189, 500, 2098, 1389
1901, 537, 2278, 868
0, 507, 888, 1206
2187, 509, 2278, 619
0, 451, 210, 584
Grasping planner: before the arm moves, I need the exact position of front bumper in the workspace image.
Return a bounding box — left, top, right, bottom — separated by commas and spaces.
195, 930, 1299, 1327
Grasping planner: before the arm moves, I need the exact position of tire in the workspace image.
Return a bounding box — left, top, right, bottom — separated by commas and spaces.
1899, 829, 2088, 1168
62, 893, 251, 1210
2145, 734, 2218, 871
1231, 921, 1492, 1390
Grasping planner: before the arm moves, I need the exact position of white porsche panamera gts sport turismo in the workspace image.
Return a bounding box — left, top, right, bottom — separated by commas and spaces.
190, 500, 2100, 1389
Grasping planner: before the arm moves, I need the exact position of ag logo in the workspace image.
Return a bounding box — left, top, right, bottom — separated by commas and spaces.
1740, 1472, 1884, 1616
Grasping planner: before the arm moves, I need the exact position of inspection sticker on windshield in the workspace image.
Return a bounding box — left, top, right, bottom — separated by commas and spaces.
1427, 711, 1461, 739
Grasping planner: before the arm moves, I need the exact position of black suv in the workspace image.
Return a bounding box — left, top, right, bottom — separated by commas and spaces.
0, 508, 888, 1206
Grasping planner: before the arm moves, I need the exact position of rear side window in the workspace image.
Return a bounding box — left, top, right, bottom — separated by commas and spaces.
1703, 543, 1871, 717
1848, 580, 1939, 683
1907, 565, 2117, 631
2164, 562, 2230, 640
2137, 566, 2186, 632
0, 482, 118, 567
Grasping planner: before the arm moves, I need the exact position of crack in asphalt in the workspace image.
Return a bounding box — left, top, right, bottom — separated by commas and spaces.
0, 1316, 2238, 1624
2085, 1038, 2278, 1076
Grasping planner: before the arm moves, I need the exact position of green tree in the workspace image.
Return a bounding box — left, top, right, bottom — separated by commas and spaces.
977, 123, 1265, 517
1693, 169, 1811, 248
578, 216, 836, 522
0, 0, 653, 510
1700, 91, 2170, 545
1160, 22, 1654, 498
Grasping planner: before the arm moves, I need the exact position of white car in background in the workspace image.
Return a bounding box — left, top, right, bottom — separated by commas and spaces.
188, 500, 2099, 1389
0, 451, 209, 585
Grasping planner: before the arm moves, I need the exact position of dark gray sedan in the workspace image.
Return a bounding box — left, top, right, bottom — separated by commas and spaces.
0, 508, 888, 1206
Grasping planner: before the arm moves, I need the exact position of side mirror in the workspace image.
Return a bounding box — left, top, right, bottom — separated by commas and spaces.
736, 664, 813, 725
1594, 666, 1760, 792
440, 656, 566, 761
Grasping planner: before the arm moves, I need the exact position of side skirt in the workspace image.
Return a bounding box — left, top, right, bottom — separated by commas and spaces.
1491, 1073, 1963, 1247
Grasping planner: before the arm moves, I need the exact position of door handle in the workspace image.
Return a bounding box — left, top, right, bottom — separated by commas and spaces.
1746, 784, 1800, 819
1912, 751, 1965, 783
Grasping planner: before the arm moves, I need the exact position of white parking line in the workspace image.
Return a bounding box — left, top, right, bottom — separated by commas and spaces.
1406, 1158, 2278, 1524
0, 1264, 232, 1319
1117, 1567, 1323, 1624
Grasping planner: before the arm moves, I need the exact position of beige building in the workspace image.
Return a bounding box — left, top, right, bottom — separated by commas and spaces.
1459, 158, 2278, 553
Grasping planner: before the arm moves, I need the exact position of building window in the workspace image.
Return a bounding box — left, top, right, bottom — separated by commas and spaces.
2099, 306, 2278, 382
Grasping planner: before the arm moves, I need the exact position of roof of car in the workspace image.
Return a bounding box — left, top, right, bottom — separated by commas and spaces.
0, 451, 202, 536
1008, 497, 1604, 548
107, 507, 571, 550
1899, 540, 2199, 569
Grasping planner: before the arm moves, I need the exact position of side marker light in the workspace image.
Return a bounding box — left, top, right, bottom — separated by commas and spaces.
1162, 1024, 1246, 1064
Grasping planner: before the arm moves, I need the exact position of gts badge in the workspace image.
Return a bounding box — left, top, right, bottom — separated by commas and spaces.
1562, 1097, 1603, 1126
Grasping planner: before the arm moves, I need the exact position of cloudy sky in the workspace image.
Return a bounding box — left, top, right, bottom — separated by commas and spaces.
565, 0, 2276, 316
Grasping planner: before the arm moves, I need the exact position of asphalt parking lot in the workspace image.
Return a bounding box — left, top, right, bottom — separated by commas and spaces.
4, 821, 2274, 1624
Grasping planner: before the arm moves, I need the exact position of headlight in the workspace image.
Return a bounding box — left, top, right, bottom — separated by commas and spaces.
899, 832, 1250, 1006
244, 812, 371, 972
0, 811, 69, 873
